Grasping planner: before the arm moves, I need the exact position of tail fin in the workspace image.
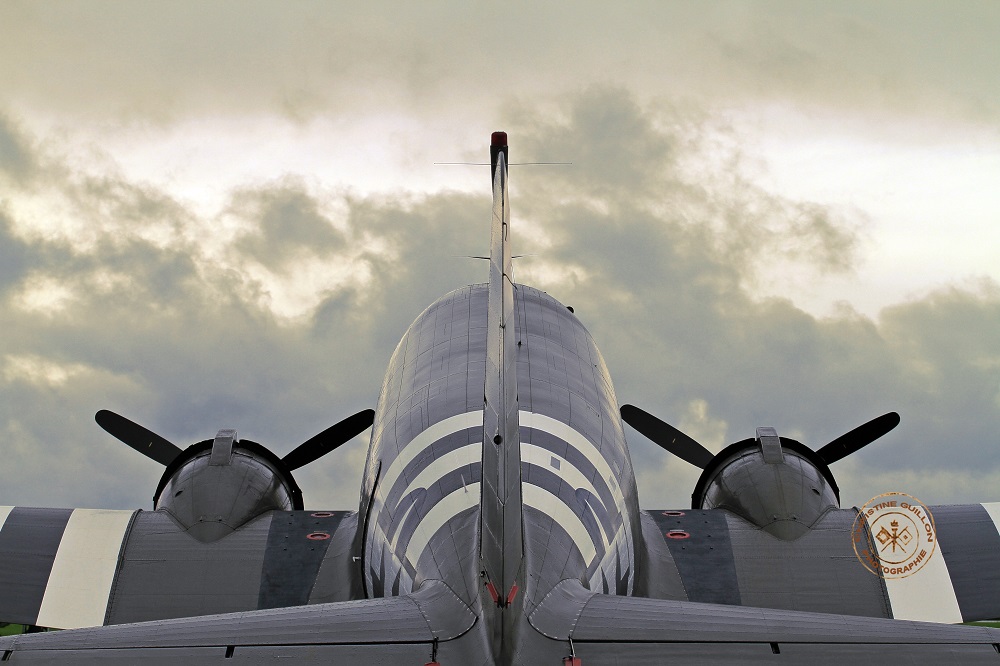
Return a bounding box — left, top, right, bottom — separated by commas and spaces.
480, 131, 523, 612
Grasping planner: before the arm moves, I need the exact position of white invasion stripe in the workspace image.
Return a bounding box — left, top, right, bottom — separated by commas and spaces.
379, 410, 483, 499
387, 442, 481, 551
522, 443, 610, 546
401, 443, 481, 502
980, 502, 1000, 537
523, 483, 597, 564
519, 411, 629, 518
388, 497, 419, 550
35, 509, 134, 629
861, 511, 962, 623
0, 506, 13, 532
404, 482, 481, 567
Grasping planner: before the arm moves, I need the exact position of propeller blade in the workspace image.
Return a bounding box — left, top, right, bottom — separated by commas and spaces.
620, 404, 715, 469
816, 412, 900, 465
95, 409, 183, 466
282, 409, 375, 471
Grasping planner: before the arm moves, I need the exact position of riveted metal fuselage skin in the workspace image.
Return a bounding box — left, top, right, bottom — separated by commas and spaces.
360, 283, 642, 663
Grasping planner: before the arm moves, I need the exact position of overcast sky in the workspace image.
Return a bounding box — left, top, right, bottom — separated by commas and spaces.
1, 1, 998, 511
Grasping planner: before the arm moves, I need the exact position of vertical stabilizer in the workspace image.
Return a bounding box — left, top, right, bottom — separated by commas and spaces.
481, 132, 523, 625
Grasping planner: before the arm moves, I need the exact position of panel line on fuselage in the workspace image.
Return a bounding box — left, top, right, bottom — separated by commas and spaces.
379, 411, 484, 499
522, 483, 598, 563
365, 406, 633, 597
521, 443, 617, 543
386, 443, 481, 552
519, 411, 630, 524
404, 482, 482, 568
519, 410, 634, 594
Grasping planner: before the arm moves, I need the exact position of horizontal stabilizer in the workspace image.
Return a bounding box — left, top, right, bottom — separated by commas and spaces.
529, 580, 1000, 664
0, 580, 475, 662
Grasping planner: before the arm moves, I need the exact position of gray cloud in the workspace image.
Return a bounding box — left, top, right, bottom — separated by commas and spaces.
509, 87, 860, 291
508, 88, 678, 197
0, 113, 35, 181
229, 180, 350, 271
503, 89, 999, 506
0, 114, 491, 509
0, 84, 997, 516
0, 209, 31, 290
2, 3, 998, 127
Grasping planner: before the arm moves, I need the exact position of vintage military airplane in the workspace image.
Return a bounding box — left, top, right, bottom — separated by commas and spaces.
4, 133, 1000, 664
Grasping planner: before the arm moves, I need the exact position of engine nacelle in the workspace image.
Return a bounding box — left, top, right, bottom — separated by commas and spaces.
153, 429, 302, 542
691, 427, 839, 540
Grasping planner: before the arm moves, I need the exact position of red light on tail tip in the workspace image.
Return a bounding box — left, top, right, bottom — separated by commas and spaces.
491, 131, 507, 146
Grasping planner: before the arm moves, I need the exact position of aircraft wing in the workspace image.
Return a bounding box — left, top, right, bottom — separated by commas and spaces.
13, 584, 992, 664
526, 583, 1000, 664
639, 503, 1000, 623
0, 506, 360, 629
5, 578, 999, 664
0, 579, 477, 664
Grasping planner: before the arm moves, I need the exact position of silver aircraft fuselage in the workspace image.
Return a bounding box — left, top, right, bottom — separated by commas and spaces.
361, 282, 641, 660
356, 133, 639, 662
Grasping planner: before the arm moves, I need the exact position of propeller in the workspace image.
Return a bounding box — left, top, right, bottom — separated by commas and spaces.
95, 409, 183, 466
620, 404, 900, 467
620, 404, 714, 469
281, 409, 376, 471
96, 407, 376, 471
815, 411, 900, 465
